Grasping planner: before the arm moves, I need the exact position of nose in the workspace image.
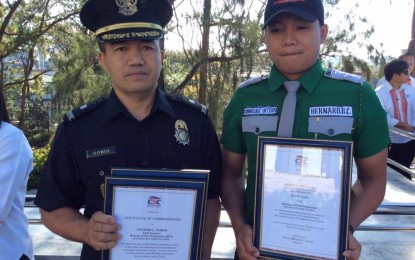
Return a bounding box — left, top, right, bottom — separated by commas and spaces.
129, 49, 145, 65
282, 28, 297, 46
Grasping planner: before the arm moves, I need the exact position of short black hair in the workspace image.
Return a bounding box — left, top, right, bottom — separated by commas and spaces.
384, 59, 409, 81
398, 51, 414, 60
0, 89, 10, 125
98, 41, 105, 52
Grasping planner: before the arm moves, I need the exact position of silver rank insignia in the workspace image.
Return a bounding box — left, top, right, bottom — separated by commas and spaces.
116, 0, 138, 16
174, 119, 190, 146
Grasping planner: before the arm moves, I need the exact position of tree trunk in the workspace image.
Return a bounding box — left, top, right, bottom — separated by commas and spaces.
412, 0, 415, 39
198, 0, 211, 105
408, 0, 415, 76
18, 47, 35, 130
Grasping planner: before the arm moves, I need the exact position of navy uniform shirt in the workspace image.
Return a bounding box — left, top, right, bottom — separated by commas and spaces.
34, 88, 221, 259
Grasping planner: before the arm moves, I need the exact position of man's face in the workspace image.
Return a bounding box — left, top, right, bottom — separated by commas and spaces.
99, 40, 164, 97
402, 55, 414, 73
264, 13, 328, 80
395, 69, 410, 84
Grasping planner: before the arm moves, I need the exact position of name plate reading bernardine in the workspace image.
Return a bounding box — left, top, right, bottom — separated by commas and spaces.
253, 137, 353, 260
103, 168, 209, 260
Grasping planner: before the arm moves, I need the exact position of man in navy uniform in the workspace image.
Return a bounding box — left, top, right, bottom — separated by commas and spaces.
34, 0, 221, 259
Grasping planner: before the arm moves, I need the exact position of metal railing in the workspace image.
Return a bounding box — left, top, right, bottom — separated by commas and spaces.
358, 203, 415, 231
26, 127, 415, 258
217, 203, 415, 231
26, 197, 415, 231
388, 126, 415, 180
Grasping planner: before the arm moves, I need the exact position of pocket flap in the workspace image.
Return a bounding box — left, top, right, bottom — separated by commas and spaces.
308, 117, 353, 136
242, 116, 278, 135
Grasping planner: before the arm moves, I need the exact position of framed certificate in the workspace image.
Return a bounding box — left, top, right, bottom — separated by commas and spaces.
103, 168, 210, 260
253, 137, 353, 260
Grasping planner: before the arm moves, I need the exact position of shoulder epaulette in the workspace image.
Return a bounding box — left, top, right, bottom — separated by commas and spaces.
63, 98, 106, 123
324, 68, 364, 86
167, 94, 208, 115
238, 74, 268, 89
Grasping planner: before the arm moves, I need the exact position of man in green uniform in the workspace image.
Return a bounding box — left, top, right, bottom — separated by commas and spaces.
220, 0, 390, 259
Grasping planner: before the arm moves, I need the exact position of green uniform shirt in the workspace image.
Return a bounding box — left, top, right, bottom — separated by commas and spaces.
220, 60, 390, 225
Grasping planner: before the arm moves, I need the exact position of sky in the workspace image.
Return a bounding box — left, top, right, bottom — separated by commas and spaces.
167, 0, 414, 59
326, 0, 414, 58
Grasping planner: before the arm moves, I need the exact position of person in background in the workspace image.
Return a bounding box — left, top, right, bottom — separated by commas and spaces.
220, 0, 389, 259
377, 52, 415, 88
34, 0, 221, 259
0, 90, 34, 260
376, 59, 415, 169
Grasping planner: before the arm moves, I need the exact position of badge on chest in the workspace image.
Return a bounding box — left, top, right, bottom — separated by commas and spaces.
174, 119, 190, 146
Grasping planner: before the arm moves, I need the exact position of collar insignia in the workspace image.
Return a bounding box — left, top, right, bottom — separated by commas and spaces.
116, 0, 138, 16
174, 119, 190, 146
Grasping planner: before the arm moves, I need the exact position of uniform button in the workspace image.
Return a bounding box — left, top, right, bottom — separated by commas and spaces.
328, 128, 335, 136
142, 161, 149, 166
99, 170, 105, 176
255, 127, 260, 134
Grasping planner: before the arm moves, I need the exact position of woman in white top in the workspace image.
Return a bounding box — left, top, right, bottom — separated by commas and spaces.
0, 90, 34, 260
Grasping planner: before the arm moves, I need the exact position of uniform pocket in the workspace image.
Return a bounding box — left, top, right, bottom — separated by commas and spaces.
242, 115, 278, 135
308, 116, 353, 136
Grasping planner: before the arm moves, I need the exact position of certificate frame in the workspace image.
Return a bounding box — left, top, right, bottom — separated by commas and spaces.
103, 168, 209, 260
253, 137, 353, 260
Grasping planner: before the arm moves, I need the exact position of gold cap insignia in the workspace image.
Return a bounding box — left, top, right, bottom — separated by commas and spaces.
174, 119, 190, 146
116, 0, 138, 16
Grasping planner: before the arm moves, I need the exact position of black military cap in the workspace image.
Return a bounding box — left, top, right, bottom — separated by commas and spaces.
80, 0, 173, 42
263, 0, 324, 29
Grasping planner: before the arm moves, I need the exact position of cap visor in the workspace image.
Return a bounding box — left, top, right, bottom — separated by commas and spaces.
263, 7, 317, 29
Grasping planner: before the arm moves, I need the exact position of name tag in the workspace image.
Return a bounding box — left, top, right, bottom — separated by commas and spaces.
243, 106, 278, 116
86, 146, 117, 159
309, 106, 353, 117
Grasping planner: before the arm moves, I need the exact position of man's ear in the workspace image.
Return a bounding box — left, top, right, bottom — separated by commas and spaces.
98, 51, 108, 72
320, 24, 328, 43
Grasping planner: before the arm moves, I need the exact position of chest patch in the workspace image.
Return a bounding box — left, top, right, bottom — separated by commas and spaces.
309, 106, 353, 117
243, 106, 278, 116
174, 119, 190, 146
86, 146, 117, 159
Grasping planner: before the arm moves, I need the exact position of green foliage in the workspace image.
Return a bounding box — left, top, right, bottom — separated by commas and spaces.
164, 50, 197, 94
29, 142, 51, 190
1, 0, 80, 132
321, 1, 386, 81
50, 31, 111, 114
0, 0, 397, 139
24, 96, 52, 148
4, 87, 52, 147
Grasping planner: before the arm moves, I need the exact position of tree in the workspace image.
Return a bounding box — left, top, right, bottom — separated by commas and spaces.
48, 27, 111, 120
1, 0, 389, 137
321, 0, 385, 80
167, 0, 384, 129
0, 0, 79, 131
408, 0, 415, 76
412, 0, 415, 39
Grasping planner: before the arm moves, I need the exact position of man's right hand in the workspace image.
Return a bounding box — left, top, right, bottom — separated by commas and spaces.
86, 211, 121, 250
